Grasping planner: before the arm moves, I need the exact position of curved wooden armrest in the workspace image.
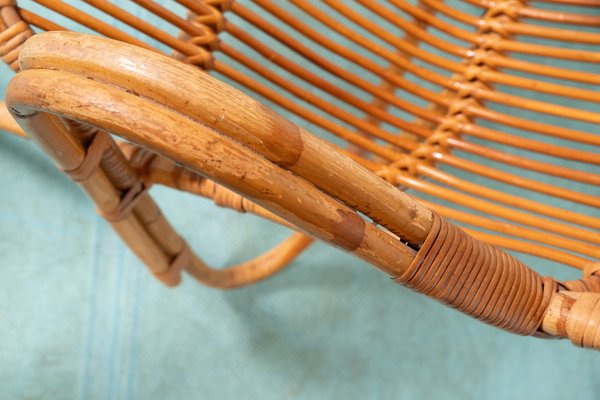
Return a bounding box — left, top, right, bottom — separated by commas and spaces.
8, 31, 420, 278
0, 103, 311, 288
6, 31, 598, 349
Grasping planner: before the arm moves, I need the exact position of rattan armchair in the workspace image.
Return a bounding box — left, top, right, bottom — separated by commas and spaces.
1, 0, 599, 349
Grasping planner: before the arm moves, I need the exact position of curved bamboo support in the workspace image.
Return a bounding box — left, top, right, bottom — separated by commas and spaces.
13, 31, 432, 247
7, 32, 600, 348
7, 33, 418, 282
0, 103, 312, 288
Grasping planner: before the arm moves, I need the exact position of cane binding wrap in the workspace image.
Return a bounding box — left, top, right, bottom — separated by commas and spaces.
1, 1, 599, 349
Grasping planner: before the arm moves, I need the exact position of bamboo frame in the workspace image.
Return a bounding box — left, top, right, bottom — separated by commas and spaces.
1, 0, 599, 349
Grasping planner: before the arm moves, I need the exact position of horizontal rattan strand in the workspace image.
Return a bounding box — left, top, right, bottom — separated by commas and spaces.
394, 0, 600, 49
225, 23, 431, 137
462, 228, 591, 269
320, 0, 600, 106
447, 139, 600, 186
233, 2, 444, 123
461, 110, 600, 149
247, 2, 600, 131
422, 0, 600, 27
466, 0, 599, 10
415, 197, 599, 262
30, 0, 154, 52
396, 174, 600, 246
434, 153, 600, 208
416, 164, 600, 231
226, 13, 600, 134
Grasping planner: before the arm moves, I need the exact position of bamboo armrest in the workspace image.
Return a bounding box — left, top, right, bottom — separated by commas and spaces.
6, 31, 600, 349
0, 101, 311, 288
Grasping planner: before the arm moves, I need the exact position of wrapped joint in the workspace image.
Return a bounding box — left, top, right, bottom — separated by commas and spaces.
182, 0, 231, 69
127, 146, 158, 180
562, 263, 600, 293
63, 131, 110, 182
425, 131, 457, 150
376, 155, 420, 181
437, 115, 466, 134
184, 46, 215, 70
469, 49, 492, 66
153, 241, 192, 287
193, 3, 228, 32
189, 23, 221, 51
396, 213, 557, 336
478, 19, 509, 37
486, 0, 522, 19
98, 180, 150, 222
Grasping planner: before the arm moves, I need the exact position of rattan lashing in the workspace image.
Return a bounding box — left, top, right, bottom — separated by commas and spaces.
1, 0, 599, 349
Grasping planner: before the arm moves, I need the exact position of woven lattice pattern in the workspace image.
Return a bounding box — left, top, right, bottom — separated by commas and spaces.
4, 0, 597, 270
1, 0, 599, 348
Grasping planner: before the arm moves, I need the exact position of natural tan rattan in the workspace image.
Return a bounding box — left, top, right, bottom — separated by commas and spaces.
1, 0, 599, 349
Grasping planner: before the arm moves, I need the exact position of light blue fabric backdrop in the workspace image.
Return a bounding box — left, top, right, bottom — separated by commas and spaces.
1, 1, 599, 399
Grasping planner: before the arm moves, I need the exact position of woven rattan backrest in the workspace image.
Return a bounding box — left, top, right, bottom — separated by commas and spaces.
4, 0, 597, 274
